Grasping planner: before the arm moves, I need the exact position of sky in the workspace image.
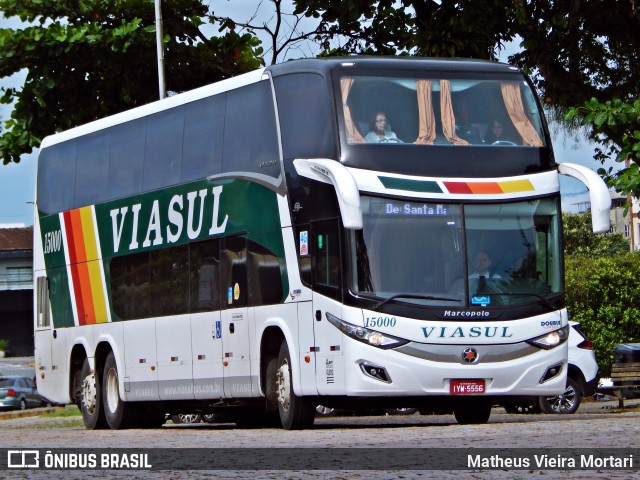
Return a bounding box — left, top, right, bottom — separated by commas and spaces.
0, 5, 610, 227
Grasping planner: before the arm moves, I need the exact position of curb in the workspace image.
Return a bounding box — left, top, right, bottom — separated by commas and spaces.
0, 407, 58, 421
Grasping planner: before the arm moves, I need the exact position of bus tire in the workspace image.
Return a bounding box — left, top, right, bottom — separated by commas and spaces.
453, 398, 492, 425
102, 351, 136, 429
79, 358, 107, 429
275, 341, 315, 430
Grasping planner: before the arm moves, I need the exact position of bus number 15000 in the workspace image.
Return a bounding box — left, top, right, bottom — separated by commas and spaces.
364, 317, 397, 328
43, 230, 63, 254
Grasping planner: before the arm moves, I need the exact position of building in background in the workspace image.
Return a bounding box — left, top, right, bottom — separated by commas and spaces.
0, 225, 34, 356
609, 193, 640, 251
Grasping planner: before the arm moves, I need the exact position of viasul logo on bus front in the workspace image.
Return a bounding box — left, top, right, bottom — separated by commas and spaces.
422, 325, 513, 339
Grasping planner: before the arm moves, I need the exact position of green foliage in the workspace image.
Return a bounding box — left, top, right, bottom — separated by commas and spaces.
562, 212, 628, 258
565, 253, 640, 376
294, 0, 512, 59
0, 0, 263, 164
563, 212, 635, 375
566, 99, 640, 199
0, 338, 9, 351
509, 1, 640, 108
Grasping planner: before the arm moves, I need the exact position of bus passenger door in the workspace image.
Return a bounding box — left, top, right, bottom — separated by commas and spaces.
34, 275, 68, 404
220, 236, 253, 398
190, 239, 224, 399
305, 221, 345, 395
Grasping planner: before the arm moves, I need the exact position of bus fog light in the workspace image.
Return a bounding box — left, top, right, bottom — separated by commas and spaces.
540, 363, 563, 383
360, 363, 391, 383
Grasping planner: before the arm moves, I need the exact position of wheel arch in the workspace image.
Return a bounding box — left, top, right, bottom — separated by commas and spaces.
260, 326, 286, 405
567, 363, 586, 396
68, 343, 88, 404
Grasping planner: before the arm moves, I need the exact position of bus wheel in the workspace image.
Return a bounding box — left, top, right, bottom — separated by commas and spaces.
453, 399, 492, 425
102, 351, 135, 429
79, 358, 107, 429
275, 341, 315, 430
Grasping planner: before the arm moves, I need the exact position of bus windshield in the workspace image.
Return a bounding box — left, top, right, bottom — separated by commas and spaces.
351, 196, 562, 309
340, 76, 545, 147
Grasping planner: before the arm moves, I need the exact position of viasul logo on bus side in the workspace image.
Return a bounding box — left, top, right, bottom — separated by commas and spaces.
108, 185, 228, 254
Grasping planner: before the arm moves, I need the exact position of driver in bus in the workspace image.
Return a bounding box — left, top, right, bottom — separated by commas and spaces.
365, 112, 402, 143
470, 251, 501, 279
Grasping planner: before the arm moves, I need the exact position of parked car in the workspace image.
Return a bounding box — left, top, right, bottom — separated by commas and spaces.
169, 413, 202, 424
503, 321, 599, 414
0, 376, 46, 411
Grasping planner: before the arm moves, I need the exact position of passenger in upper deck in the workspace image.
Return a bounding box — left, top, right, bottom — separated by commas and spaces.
483, 119, 520, 145
364, 112, 403, 143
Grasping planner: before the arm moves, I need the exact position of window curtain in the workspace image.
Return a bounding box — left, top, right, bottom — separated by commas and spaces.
414, 79, 436, 144
500, 82, 544, 147
440, 80, 469, 146
341, 78, 365, 144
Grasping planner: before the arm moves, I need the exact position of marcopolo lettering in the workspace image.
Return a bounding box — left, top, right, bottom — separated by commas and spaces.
422, 326, 513, 339
442, 310, 490, 318
110, 185, 228, 253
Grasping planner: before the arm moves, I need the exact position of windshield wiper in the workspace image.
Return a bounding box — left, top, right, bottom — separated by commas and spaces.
373, 293, 461, 311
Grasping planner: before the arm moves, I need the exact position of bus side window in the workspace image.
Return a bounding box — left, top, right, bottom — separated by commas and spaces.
149, 246, 189, 316
312, 220, 342, 299
36, 276, 51, 328
247, 239, 284, 306
190, 239, 221, 312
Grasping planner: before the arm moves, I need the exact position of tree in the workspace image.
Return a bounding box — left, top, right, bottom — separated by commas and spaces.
293, 0, 513, 59
509, 0, 639, 108
566, 99, 640, 199
212, 0, 324, 65
510, 0, 640, 200
562, 212, 628, 258
0, 0, 263, 164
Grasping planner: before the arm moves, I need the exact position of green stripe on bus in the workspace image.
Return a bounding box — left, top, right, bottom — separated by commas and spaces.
378, 176, 443, 193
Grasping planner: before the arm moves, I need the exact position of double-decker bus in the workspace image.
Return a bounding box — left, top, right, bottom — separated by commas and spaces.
34, 57, 610, 430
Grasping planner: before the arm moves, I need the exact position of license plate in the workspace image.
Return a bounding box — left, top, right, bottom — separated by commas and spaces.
450, 379, 485, 395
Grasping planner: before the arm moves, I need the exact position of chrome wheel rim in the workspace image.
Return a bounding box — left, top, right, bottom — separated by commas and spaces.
105, 367, 119, 414
276, 358, 291, 412
82, 371, 97, 414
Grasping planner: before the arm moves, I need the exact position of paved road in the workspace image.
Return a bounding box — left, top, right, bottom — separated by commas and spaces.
0, 356, 36, 378
1, 399, 639, 480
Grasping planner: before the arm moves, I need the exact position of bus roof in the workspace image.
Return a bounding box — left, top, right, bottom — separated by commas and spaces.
39, 68, 266, 149
266, 56, 522, 77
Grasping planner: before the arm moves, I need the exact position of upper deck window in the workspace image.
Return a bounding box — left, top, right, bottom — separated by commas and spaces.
340, 76, 545, 148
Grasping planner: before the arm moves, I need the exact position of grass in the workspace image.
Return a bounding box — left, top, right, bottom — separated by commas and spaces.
41, 405, 82, 418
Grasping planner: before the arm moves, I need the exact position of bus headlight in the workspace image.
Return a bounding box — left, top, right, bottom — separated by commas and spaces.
526, 325, 570, 350
325, 312, 409, 349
